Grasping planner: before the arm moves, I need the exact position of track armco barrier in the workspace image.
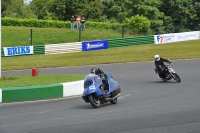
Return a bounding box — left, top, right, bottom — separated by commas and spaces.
0, 80, 84, 103
108, 35, 154, 48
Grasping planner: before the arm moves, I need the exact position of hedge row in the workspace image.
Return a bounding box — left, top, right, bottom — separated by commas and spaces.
2, 17, 121, 29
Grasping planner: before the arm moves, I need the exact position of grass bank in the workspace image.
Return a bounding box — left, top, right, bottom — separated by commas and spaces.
2, 39, 200, 71
0, 74, 85, 88
2, 26, 126, 47
2, 26, 199, 89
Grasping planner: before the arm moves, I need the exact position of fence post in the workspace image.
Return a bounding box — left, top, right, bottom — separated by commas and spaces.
122, 25, 124, 38
30, 29, 33, 46
79, 27, 81, 42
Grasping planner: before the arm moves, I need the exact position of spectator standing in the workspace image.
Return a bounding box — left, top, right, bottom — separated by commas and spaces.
81, 17, 86, 31
70, 15, 75, 30
76, 16, 81, 30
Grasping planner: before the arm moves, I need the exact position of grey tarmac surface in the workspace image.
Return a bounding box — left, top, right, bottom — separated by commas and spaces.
0, 59, 200, 133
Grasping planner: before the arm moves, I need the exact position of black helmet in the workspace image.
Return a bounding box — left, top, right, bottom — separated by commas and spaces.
90, 67, 98, 74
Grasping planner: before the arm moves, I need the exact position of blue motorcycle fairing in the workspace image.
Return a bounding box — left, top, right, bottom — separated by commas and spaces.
82, 74, 103, 102
107, 77, 120, 93
106, 72, 120, 93
82, 73, 121, 103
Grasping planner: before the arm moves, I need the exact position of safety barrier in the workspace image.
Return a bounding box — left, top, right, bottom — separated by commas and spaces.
199, 31, 200, 38
45, 42, 82, 55
1, 31, 200, 57
1, 84, 63, 102
0, 80, 84, 103
34, 45, 45, 55
1, 35, 155, 57
62, 80, 84, 97
108, 35, 154, 48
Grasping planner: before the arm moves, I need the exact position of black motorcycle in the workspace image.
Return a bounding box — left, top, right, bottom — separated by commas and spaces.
154, 62, 181, 82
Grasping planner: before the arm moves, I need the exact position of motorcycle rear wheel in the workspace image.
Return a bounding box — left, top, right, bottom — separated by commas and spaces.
110, 97, 117, 104
110, 92, 118, 104
88, 94, 100, 108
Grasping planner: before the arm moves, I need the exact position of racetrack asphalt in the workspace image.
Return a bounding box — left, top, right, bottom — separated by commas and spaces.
0, 59, 200, 133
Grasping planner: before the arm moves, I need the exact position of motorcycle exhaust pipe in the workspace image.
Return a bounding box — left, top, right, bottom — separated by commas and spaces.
105, 93, 121, 101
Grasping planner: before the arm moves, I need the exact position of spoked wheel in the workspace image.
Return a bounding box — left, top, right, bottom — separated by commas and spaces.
173, 73, 181, 82
88, 94, 100, 108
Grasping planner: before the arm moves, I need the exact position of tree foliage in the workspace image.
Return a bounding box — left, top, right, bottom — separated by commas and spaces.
123, 15, 150, 33
81, 0, 104, 21
1, 0, 200, 34
2, 0, 36, 18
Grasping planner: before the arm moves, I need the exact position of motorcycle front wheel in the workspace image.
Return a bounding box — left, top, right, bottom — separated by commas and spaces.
88, 94, 100, 108
173, 73, 181, 82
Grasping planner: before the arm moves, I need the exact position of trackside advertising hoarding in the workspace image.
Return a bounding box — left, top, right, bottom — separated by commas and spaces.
154, 31, 199, 44
82, 40, 108, 51
3, 46, 33, 56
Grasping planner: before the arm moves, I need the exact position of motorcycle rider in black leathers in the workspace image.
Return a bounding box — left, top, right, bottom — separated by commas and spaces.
154, 54, 171, 80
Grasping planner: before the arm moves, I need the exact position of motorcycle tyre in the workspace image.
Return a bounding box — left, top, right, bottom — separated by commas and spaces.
110, 92, 118, 104
110, 97, 118, 104
88, 94, 100, 108
174, 73, 181, 83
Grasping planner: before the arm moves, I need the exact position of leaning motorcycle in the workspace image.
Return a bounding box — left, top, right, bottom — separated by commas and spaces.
82, 71, 121, 108
154, 62, 181, 83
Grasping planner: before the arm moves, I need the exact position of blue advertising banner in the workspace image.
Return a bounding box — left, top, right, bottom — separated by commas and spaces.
82, 40, 108, 51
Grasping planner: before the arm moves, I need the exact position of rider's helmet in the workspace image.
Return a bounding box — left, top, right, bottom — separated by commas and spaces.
154, 54, 160, 61
90, 67, 98, 74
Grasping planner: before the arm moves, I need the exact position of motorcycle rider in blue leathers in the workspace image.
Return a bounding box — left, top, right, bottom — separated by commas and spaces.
90, 67, 108, 93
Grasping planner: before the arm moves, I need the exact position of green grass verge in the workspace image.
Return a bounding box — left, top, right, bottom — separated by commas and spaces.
0, 74, 85, 88
1, 28, 200, 88
2, 39, 200, 71
2, 26, 125, 47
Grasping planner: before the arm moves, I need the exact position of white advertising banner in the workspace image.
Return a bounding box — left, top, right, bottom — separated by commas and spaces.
3, 46, 33, 56
154, 31, 199, 44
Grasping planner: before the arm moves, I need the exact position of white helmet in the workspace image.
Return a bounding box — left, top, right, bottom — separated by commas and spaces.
154, 54, 160, 61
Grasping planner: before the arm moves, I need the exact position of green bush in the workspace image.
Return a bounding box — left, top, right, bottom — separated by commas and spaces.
123, 14, 151, 34
2, 17, 152, 35
2, 17, 121, 29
